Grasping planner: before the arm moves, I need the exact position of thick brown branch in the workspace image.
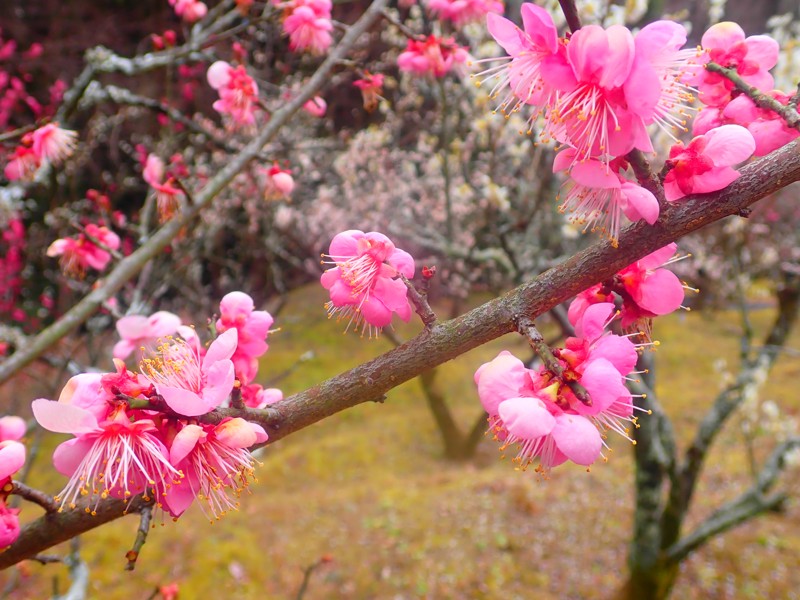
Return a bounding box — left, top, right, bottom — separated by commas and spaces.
9, 481, 59, 513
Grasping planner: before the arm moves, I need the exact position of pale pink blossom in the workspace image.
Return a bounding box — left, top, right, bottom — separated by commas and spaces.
46, 224, 121, 278
30, 123, 78, 165
241, 384, 283, 409
216, 292, 273, 384
426, 0, 503, 27
165, 418, 267, 519
664, 124, 755, 201
31, 400, 181, 511
113, 311, 182, 360
398, 35, 469, 78
143, 154, 184, 221
554, 150, 659, 246
692, 22, 779, 107
206, 61, 259, 126
0, 440, 25, 481
140, 328, 237, 417
283, 0, 333, 55
321, 230, 415, 335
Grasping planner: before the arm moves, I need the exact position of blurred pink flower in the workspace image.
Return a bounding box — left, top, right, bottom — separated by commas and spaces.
398, 35, 469, 78
207, 61, 259, 126
263, 163, 294, 200
426, 0, 503, 27
46, 224, 120, 278
113, 311, 182, 360
169, 0, 208, 22
0, 502, 20, 549
303, 96, 327, 117
31, 123, 77, 165
353, 72, 385, 112
143, 154, 184, 222
3, 146, 40, 181
283, 0, 333, 55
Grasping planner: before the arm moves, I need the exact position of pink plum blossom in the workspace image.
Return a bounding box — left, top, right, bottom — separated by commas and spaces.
569, 244, 685, 336
554, 150, 659, 246
140, 328, 237, 417
164, 418, 267, 519
206, 61, 260, 126
321, 230, 415, 335
482, 3, 561, 112
283, 0, 333, 55
426, 0, 503, 27
242, 383, 283, 408
398, 35, 469, 78
30, 123, 78, 165
113, 310, 182, 360
143, 154, 184, 222
31, 399, 181, 511
663, 124, 755, 201
0, 415, 26, 482
46, 224, 121, 278
692, 22, 779, 107
215, 292, 273, 384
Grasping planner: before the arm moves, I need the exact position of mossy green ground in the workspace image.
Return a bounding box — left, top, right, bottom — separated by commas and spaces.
3, 286, 799, 599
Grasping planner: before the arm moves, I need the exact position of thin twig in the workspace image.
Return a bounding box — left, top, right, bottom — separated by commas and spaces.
398, 274, 437, 327
705, 62, 800, 131
124, 505, 153, 571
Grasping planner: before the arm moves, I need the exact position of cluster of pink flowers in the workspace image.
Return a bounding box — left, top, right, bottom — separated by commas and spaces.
478, 247, 687, 474
46, 223, 121, 278
281, 0, 333, 55
426, 0, 503, 27
0, 215, 25, 320
483, 6, 770, 243
168, 0, 208, 22
398, 35, 469, 78
32, 292, 278, 520
206, 61, 260, 127
690, 22, 798, 157
0, 416, 26, 549
321, 230, 415, 337
4, 123, 77, 181
477, 304, 641, 474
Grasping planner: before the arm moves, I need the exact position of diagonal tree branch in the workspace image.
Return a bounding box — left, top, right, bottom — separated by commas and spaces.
665, 436, 800, 563
0, 0, 389, 387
